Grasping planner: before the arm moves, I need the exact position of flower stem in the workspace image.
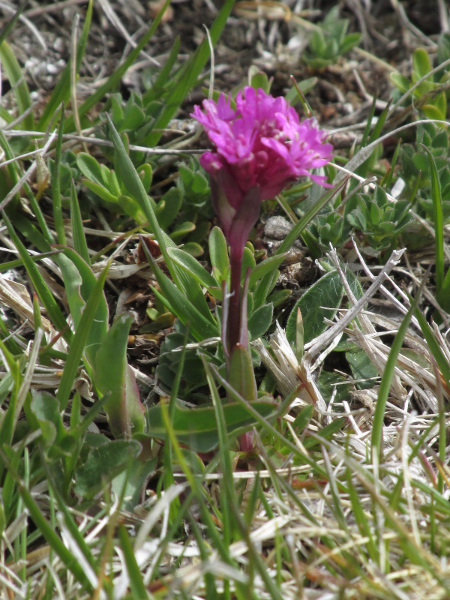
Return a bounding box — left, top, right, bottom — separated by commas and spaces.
228, 246, 243, 354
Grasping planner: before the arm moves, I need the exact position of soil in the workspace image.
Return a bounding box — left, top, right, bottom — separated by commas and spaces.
7, 1, 444, 127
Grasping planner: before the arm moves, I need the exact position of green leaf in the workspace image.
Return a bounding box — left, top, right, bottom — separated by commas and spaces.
169, 220, 196, 241
111, 137, 214, 324
31, 391, 75, 457
285, 78, 317, 105
209, 226, 230, 280
58, 250, 109, 367
77, 152, 107, 187
156, 187, 182, 229
253, 269, 279, 311
249, 68, 271, 94
414, 307, 450, 386
303, 417, 346, 450
248, 303, 273, 340
112, 456, 157, 510
390, 72, 410, 94
52, 108, 67, 246
346, 349, 378, 388
145, 248, 218, 341
143, 36, 180, 104
292, 405, 313, 432
182, 242, 204, 257
138, 163, 153, 192
74, 439, 142, 498
228, 345, 257, 402
286, 271, 344, 346
437, 32, 450, 64
108, 116, 179, 272
168, 247, 218, 289
254, 181, 346, 311
95, 314, 145, 439
241, 246, 256, 280
57, 262, 110, 410
340, 32, 361, 55
249, 254, 287, 288
412, 48, 432, 82
141, 400, 278, 453
422, 101, 446, 122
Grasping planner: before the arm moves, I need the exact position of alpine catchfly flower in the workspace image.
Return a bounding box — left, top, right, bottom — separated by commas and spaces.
192, 87, 332, 451
192, 87, 333, 256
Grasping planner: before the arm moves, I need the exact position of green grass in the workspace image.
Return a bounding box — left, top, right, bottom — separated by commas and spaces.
0, 2, 450, 599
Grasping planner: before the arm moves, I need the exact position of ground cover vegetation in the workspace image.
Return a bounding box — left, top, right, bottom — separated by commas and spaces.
0, 0, 450, 597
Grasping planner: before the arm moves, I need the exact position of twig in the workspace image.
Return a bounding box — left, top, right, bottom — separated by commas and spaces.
0, 130, 57, 212
305, 248, 406, 361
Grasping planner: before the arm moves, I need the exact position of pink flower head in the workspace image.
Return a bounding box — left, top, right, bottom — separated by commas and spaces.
192, 87, 332, 252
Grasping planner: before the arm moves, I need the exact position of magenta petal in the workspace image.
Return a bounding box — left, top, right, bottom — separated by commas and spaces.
192, 86, 333, 237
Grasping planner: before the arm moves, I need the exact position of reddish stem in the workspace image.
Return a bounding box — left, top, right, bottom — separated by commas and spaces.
228, 245, 243, 355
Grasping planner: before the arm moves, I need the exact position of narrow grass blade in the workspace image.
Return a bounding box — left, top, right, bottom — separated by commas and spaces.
0, 41, 33, 130
64, 0, 171, 132
162, 329, 190, 518
142, 35, 180, 104
70, 180, 90, 265
2, 213, 70, 341
346, 466, 378, 563
58, 249, 108, 368
413, 308, 450, 386
109, 118, 215, 321
209, 364, 330, 480
203, 357, 236, 544
107, 117, 173, 257
145, 0, 236, 147
421, 145, 447, 307
187, 515, 219, 599
10, 212, 52, 253
0, 448, 92, 589
277, 179, 347, 256
0, 250, 62, 273
52, 106, 67, 246
371, 295, 418, 463
118, 525, 148, 599
41, 455, 98, 573
159, 403, 232, 563
37, 0, 94, 131
0, 342, 20, 451
254, 179, 347, 310
0, 1, 28, 47
0, 129, 19, 202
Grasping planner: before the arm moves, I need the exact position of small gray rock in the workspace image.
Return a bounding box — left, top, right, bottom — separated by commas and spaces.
263, 216, 293, 240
